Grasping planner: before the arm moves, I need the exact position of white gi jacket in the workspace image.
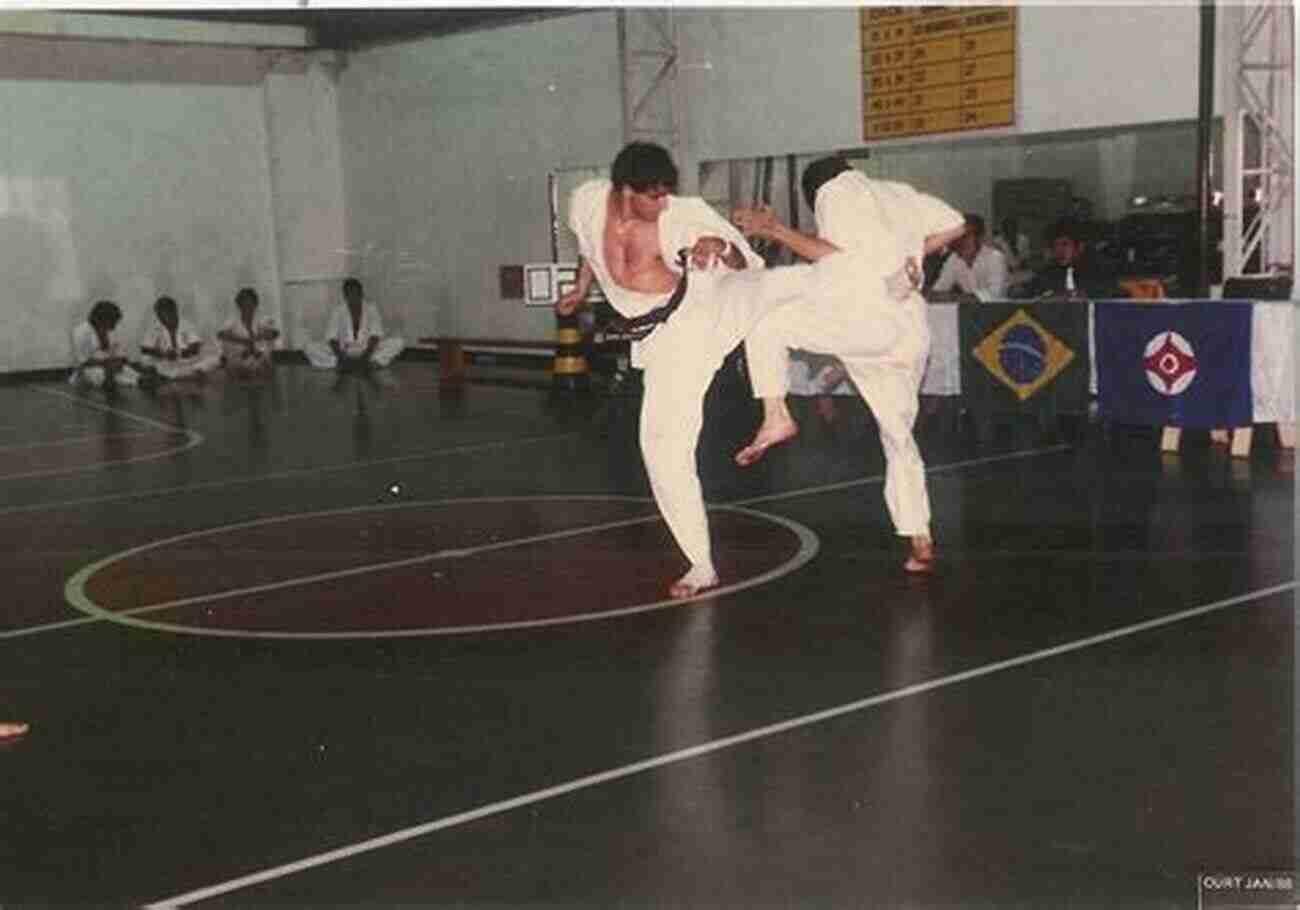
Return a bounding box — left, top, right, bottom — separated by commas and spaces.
324, 302, 386, 354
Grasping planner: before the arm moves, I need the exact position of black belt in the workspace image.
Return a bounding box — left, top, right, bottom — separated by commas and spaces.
604, 249, 690, 342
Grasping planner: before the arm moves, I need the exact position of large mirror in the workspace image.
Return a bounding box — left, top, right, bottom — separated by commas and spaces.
699, 119, 1224, 299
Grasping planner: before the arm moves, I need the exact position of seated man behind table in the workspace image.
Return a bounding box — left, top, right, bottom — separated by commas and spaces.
217, 287, 279, 378
305, 277, 404, 371
929, 213, 1009, 301
1014, 218, 1121, 300
70, 299, 141, 388
140, 296, 221, 381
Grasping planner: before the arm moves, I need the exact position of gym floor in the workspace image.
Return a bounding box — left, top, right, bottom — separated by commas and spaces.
1, 358, 1292, 908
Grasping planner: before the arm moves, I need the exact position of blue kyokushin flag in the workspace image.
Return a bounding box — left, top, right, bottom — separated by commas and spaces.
1094, 301, 1253, 428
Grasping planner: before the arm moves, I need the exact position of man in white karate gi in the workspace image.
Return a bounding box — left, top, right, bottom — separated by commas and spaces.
140, 296, 221, 381
732, 156, 966, 574
71, 300, 140, 388
929, 213, 1009, 301
217, 287, 279, 378
557, 141, 814, 599
305, 277, 404, 371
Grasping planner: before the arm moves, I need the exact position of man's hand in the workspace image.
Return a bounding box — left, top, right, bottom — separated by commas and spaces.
732, 205, 778, 238
555, 287, 584, 316
688, 235, 732, 270
885, 260, 921, 301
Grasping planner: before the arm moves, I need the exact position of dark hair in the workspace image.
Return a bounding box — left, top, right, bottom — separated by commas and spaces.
88, 300, 121, 329
1048, 218, 1083, 245
801, 156, 853, 210
611, 142, 678, 192
342, 277, 362, 295
235, 287, 259, 307
964, 213, 986, 240
154, 295, 177, 314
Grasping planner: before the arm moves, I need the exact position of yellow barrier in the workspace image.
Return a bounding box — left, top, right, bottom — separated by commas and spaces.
551, 314, 590, 394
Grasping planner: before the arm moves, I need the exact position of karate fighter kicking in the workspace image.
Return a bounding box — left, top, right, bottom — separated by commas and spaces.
732, 156, 966, 574
558, 142, 814, 598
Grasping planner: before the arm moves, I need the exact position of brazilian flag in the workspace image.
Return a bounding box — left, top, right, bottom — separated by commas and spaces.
958, 302, 1090, 419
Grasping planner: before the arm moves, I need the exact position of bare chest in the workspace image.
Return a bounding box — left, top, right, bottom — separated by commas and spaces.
598, 218, 660, 279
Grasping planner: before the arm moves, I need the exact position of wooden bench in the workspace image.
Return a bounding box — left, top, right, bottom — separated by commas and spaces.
418, 335, 631, 393
419, 336, 558, 386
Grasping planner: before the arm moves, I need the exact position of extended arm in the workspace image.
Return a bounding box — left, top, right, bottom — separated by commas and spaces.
555, 256, 594, 316
733, 205, 840, 262
923, 222, 967, 256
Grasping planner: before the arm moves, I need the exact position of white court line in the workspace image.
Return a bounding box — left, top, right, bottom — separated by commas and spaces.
0, 430, 157, 453
144, 579, 1298, 909
0, 431, 582, 517
731, 443, 1073, 507
6, 445, 1070, 640
56, 497, 818, 639
0, 387, 206, 481
35, 386, 197, 434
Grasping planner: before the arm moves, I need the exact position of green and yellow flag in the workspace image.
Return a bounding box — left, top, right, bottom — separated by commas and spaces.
958, 302, 1089, 418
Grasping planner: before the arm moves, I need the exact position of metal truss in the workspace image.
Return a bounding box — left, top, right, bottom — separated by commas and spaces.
618, 9, 681, 163
1223, 1, 1294, 277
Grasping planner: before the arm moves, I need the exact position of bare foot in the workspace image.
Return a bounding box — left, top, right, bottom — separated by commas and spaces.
0, 722, 29, 740
668, 565, 719, 599
735, 419, 799, 467
903, 536, 934, 574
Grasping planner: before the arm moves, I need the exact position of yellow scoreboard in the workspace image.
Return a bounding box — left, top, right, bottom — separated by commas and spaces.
862, 5, 1016, 141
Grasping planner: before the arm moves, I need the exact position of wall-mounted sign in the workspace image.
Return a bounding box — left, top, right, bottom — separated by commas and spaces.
861, 5, 1016, 141
523, 263, 606, 307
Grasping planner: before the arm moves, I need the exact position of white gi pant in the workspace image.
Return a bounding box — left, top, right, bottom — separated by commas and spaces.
304, 337, 405, 369
636, 265, 814, 574
71, 364, 141, 388
144, 352, 222, 380
745, 252, 932, 538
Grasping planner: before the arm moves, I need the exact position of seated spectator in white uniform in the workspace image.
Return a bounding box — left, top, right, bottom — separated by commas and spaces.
217, 287, 279, 378
305, 278, 404, 371
930, 213, 1008, 301
140, 296, 221, 381
70, 300, 140, 388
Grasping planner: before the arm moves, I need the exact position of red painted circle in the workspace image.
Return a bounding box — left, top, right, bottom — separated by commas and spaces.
78, 499, 807, 635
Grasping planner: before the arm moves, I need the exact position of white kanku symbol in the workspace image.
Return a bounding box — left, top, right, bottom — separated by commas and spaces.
1143, 331, 1197, 396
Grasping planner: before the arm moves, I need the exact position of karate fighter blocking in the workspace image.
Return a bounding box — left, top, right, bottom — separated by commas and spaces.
733, 157, 966, 574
